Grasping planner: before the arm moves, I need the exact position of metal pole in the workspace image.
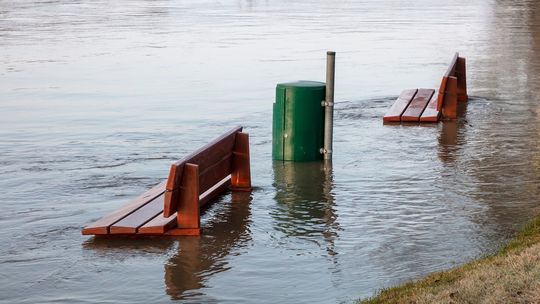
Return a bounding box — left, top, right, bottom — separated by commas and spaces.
323, 51, 335, 160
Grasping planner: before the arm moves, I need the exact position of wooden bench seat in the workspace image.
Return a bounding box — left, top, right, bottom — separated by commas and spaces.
82, 126, 251, 237
401, 89, 435, 122
383, 52, 468, 123
382, 89, 417, 122
419, 92, 440, 122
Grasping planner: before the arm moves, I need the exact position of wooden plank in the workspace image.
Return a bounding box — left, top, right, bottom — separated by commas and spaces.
442, 76, 458, 119
163, 166, 184, 217
401, 89, 435, 122
138, 177, 231, 235
198, 153, 232, 194
444, 52, 459, 77
81, 180, 166, 235
140, 177, 230, 235
437, 77, 448, 112
231, 132, 252, 191
109, 193, 165, 234
138, 211, 177, 235
383, 89, 417, 122
185, 134, 236, 174
177, 164, 200, 229
420, 91, 440, 123
166, 126, 241, 191
199, 176, 231, 208
164, 126, 241, 217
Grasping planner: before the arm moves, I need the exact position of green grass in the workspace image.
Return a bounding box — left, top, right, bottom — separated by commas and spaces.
359, 214, 540, 304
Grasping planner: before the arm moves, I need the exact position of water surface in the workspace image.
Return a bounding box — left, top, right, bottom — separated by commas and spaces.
1, 1, 539, 303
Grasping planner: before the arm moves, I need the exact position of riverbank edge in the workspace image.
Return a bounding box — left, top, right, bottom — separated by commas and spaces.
359, 213, 540, 303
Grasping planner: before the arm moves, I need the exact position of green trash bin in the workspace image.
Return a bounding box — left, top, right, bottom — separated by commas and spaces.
272, 81, 326, 161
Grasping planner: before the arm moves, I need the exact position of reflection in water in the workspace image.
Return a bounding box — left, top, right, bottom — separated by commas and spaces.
272, 161, 339, 255
83, 236, 175, 256
438, 101, 469, 164
164, 192, 252, 300
80, 192, 252, 302
529, 1, 540, 177
463, 0, 540, 231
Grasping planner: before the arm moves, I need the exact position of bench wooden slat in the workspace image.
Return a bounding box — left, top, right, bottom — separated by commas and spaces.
444, 52, 459, 77
419, 91, 440, 122
82, 180, 166, 235
401, 89, 435, 122
383, 89, 417, 122
109, 193, 165, 234
138, 177, 231, 235
164, 126, 241, 217
137, 211, 177, 235
198, 153, 232, 195
166, 126, 241, 191
199, 175, 231, 208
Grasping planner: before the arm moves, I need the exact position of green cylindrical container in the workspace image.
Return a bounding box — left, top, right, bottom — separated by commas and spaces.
272, 81, 326, 161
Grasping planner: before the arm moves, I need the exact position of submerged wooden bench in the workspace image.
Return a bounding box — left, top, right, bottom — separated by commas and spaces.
82, 126, 252, 237
383, 52, 468, 123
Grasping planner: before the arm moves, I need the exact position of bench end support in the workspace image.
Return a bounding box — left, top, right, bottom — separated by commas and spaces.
231, 132, 252, 192
442, 76, 458, 120
456, 56, 468, 102
176, 163, 200, 230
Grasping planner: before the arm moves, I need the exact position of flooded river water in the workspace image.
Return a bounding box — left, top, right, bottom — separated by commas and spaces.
1, 0, 539, 303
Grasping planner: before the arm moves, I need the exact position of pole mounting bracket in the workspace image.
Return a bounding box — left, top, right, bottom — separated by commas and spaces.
321, 100, 334, 107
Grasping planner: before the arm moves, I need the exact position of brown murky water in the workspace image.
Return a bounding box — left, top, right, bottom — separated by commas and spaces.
1, 1, 539, 303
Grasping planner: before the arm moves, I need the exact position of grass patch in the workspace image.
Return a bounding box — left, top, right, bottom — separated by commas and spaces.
359, 214, 540, 304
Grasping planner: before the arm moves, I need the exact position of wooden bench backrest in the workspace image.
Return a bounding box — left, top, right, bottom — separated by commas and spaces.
444, 52, 459, 79
163, 126, 244, 217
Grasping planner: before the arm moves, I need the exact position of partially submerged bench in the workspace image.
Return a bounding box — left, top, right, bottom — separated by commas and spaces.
383, 52, 468, 123
82, 126, 251, 236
